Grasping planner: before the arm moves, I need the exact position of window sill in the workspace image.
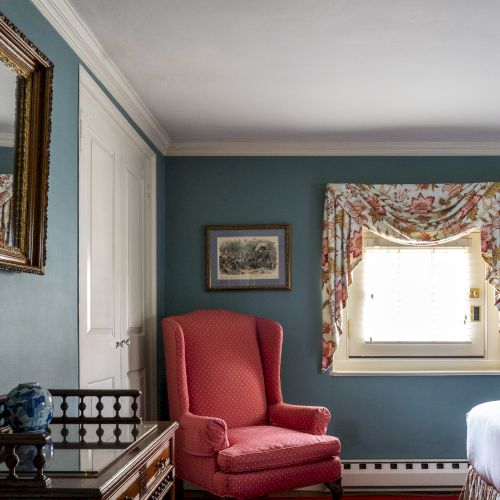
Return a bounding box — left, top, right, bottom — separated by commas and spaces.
330, 359, 500, 376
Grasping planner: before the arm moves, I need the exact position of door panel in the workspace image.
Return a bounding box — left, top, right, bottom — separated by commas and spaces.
79, 78, 153, 416
120, 148, 148, 417
125, 165, 145, 331
79, 110, 122, 392
89, 140, 115, 334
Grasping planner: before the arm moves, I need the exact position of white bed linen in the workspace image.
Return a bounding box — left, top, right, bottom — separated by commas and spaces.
467, 401, 500, 492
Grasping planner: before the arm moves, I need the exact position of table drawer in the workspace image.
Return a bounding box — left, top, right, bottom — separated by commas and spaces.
115, 437, 172, 500
116, 477, 141, 500
115, 470, 142, 500
145, 441, 171, 490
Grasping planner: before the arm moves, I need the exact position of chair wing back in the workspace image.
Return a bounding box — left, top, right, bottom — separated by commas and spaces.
164, 310, 269, 429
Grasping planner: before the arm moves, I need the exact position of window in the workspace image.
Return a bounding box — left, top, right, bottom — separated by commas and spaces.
334, 230, 499, 374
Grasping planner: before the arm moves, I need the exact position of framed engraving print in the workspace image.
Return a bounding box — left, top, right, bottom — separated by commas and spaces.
206, 224, 291, 290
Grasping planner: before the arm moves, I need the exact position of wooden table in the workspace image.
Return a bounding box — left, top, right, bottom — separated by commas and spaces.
0, 421, 178, 499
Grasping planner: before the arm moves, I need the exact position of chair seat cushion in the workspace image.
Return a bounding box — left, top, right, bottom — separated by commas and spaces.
217, 425, 341, 473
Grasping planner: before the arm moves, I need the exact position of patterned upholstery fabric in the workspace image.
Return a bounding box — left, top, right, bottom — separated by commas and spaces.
256, 317, 284, 405
170, 310, 268, 429
213, 457, 342, 498
176, 442, 219, 492
269, 402, 331, 435
162, 309, 342, 498
218, 425, 340, 473
163, 317, 189, 421
180, 412, 229, 456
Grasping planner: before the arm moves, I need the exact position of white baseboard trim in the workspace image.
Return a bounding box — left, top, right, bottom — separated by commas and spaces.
341, 459, 467, 491
184, 459, 467, 493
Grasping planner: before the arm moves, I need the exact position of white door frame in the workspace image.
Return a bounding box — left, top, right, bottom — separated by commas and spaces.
78, 65, 158, 419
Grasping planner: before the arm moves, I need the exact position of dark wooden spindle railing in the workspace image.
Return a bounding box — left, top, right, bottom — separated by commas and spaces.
50, 389, 142, 425
0, 389, 142, 488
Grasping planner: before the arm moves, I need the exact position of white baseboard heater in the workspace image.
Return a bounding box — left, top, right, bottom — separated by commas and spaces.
340, 459, 468, 491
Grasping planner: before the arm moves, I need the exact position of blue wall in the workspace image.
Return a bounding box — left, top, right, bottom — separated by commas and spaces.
0, 0, 80, 393
0, 146, 14, 174
1, 0, 499, 462
159, 156, 500, 459
0, 1, 164, 395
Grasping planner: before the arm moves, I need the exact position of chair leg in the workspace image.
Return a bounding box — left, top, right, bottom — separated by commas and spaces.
325, 478, 343, 500
175, 478, 184, 500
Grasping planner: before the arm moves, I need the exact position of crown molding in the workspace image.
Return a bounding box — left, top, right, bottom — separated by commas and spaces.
32, 0, 171, 154
166, 140, 500, 156
79, 66, 155, 159
0, 132, 14, 147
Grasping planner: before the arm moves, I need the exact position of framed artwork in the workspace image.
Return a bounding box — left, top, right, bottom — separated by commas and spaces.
206, 224, 291, 290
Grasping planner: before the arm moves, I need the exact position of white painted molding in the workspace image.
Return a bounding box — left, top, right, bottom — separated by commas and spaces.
0, 133, 15, 147
167, 140, 500, 156
32, 0, 171, 154
341, 459, 467, 490
79, 67, 155, 158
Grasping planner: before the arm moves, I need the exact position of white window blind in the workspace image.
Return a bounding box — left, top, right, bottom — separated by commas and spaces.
348, 231, 485, 358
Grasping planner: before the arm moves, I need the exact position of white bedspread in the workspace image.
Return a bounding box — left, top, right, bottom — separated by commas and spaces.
467, 400, 500, 492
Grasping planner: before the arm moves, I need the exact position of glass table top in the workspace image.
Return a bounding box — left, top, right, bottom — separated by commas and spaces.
0, 422, 157, 476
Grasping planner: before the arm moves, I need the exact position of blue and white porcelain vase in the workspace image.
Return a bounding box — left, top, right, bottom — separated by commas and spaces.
4, 382, 53, 432
16, 438, 54, 472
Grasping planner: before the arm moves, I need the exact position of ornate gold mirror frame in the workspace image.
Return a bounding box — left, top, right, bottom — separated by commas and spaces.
0, 12, 53, 273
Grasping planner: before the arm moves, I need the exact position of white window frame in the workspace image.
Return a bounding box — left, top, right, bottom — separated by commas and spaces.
331, 230, 500, 376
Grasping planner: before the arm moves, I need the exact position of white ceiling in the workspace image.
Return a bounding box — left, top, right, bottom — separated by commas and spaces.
69, 0, 500, 144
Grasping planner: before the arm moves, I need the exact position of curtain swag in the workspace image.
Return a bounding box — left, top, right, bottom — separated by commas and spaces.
321, 182, 500, 372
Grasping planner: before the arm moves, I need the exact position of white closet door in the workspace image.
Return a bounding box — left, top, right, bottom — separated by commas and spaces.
79, 72, 154, 417
79, 105, 122, 394
119, 141, 149, 413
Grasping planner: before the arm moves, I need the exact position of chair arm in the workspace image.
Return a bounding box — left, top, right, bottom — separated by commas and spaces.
268, 402, 331, 435
179, 412, 230, 456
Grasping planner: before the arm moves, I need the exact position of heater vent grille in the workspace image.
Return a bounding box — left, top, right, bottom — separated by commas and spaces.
340, 459, 468, 491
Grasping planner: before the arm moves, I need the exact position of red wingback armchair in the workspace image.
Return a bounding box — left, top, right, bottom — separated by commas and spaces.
162, 310, 342, 499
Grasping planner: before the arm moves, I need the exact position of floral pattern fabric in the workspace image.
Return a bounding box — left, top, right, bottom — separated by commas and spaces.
322, 183, 500, 372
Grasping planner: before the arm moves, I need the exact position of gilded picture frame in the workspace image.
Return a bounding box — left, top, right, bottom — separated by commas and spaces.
206, 224, 291, 291
0, 11, 53, 274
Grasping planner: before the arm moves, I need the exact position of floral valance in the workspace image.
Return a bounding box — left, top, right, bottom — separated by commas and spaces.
321, 182, 500, 372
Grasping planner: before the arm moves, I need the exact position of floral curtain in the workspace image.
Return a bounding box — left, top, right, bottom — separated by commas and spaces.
321, 182, 500, 372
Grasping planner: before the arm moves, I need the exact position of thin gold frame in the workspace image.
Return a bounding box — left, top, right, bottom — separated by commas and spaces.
206, 224, 291, 291
0, 11, 53, 274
